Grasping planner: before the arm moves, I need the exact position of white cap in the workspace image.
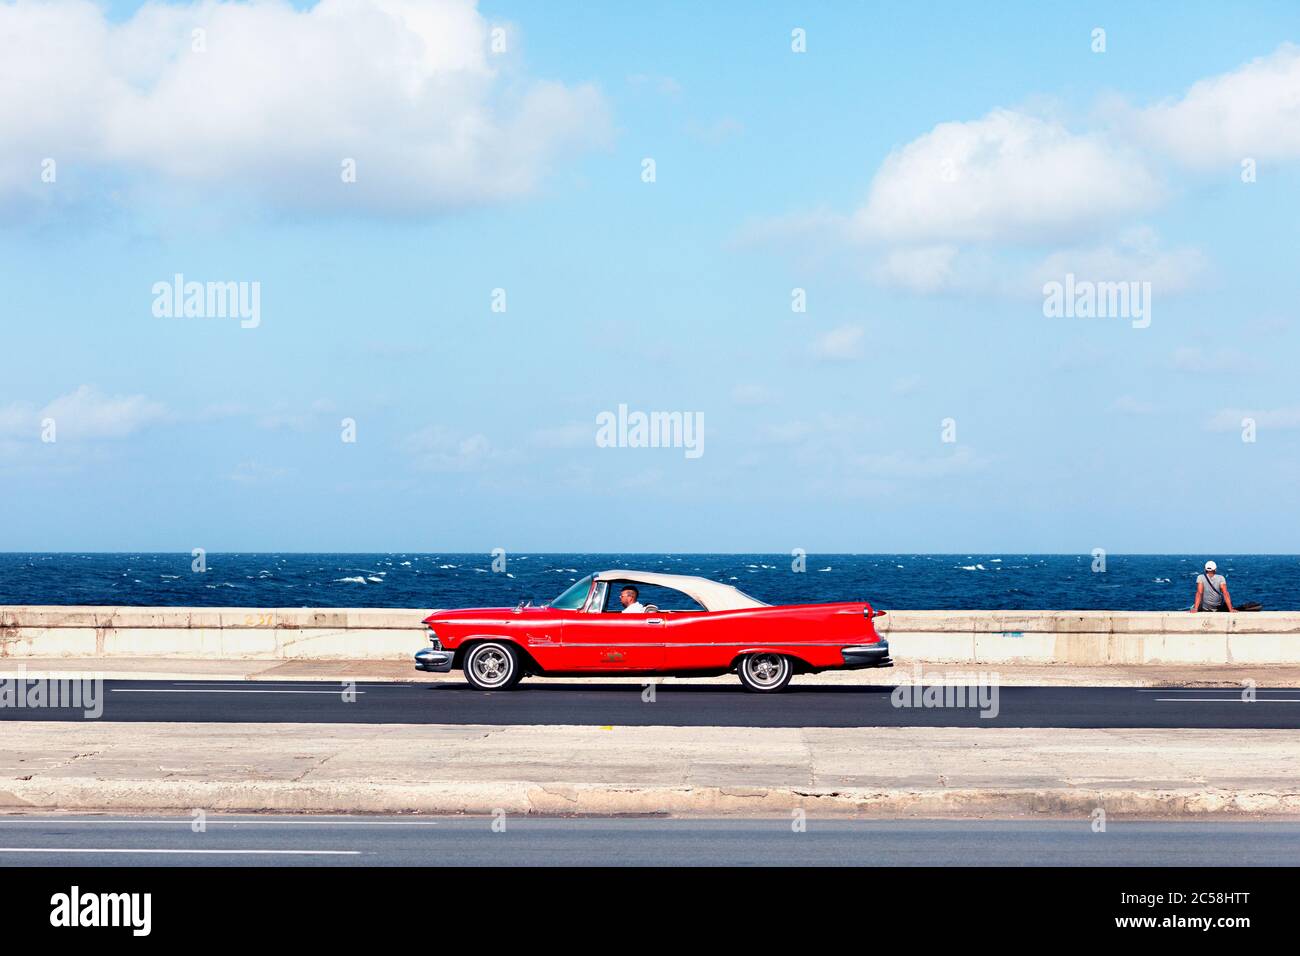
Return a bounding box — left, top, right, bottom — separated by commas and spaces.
1205, 560, 1217, 571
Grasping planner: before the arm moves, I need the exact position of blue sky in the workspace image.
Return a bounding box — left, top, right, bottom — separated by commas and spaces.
1, 0, 1299, 552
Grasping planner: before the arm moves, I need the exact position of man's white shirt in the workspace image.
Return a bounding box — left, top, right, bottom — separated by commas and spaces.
622, 602, 646, 613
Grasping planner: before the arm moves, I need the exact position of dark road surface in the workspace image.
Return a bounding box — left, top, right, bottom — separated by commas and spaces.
0, 815, 1297, 866
3, 679, 1299, 728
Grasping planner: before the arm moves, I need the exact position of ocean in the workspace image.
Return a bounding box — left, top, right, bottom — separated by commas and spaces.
0, 553, 1295, 611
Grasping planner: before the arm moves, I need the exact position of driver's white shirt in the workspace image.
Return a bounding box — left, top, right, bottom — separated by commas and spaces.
622, 601, 646, 613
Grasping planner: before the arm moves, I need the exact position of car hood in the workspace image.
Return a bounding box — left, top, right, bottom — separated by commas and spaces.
422, 606, 552, 625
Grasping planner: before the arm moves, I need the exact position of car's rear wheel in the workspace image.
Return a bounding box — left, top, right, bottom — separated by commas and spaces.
737, 653, 793, 693
463, 641, 522, 691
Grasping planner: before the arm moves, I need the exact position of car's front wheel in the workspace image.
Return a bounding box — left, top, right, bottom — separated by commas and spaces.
463, 641, 523, 691
737, 653, 793, 693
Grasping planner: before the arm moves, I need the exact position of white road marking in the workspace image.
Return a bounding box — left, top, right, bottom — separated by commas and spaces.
176, 682, 399, 688
0, 848, 359, 855
1154, 697, 1300, 703
110, 689, 365, 695
1136, 688, 1300, 693
0, 819, 439, 826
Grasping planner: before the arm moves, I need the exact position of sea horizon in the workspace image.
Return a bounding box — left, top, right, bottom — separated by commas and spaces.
3, 552, 1295, 611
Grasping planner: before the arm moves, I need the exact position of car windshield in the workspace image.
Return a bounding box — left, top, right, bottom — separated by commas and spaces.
549, 575, 593, 610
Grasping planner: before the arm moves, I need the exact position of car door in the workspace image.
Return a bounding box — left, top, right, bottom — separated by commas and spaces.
558, 582, 666, 671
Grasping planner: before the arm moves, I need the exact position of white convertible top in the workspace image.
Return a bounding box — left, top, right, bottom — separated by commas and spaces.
594, 570, 769, 612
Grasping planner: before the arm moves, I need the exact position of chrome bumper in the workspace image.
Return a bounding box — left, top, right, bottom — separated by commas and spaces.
414, 647, 454, 673
841, 640, 892, 669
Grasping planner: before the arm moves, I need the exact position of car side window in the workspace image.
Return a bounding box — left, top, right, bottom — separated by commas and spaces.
600, 582, 705, 613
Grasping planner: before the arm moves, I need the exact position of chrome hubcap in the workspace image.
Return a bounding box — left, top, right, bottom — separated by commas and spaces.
748, 654, 784, 686
473, 648, 509, 684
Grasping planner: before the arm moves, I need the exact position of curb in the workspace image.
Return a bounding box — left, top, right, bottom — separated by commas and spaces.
5, 661, 1300, 687
4, 779, 1299, 818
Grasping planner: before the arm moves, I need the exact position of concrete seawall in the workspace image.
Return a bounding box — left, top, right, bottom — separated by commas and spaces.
3, 606, 1300, 665
878, 610, 1300, 665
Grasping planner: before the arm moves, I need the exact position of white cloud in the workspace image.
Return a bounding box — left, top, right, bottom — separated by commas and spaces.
809, 324, 865, 361
1051, 342, 1113, 372
1206, 407, 1300, 431
1171, 347, 1254, 374
1029, 227, 1207, 295
731, 384, 771, 406
1109, 395, 1157, 415
744, 413, 988, 497
739, 47, 1300, 306
687, 116, 745, 145
42, 386, 168, 438
0, 0, 611, 214
0, 403, 31, 435
255, 400, 336, 432
405, 424, 494, 471
1132, 43, 1300, 168
873, 227, 1205, 298
528, 422, 591, 449
760, 420, 822, 445
850, 445, 986, 480
728, 207, 849, 248
230, 460, 291, 484
0, 385, 167, 439
255, 412, 317, 432
747, 109, 1201, 303
627, 73, 681, 95
871, 245, 960, 294
891, 375, 924, 396
852, 109, 1161, 244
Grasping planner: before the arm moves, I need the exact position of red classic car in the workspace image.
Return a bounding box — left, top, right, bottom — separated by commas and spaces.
413, 569, 890, 692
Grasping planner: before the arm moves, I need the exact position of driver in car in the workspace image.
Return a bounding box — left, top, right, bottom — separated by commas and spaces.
619, 585, 646, 613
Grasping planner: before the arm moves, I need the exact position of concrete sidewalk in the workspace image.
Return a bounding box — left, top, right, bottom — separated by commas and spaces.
3, 721, 1298, 818
4, 657, 1300, 687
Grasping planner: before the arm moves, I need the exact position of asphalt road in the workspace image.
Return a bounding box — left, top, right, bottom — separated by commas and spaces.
3, 679, 1299, 728
1, 815, 1297, 866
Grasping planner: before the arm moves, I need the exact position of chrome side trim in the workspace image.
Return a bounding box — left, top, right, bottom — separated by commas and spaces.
557, 640, 874, 648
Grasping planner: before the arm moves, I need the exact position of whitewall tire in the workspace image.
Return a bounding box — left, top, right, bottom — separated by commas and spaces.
737, 653, 793, 693
463, 641, 522, 691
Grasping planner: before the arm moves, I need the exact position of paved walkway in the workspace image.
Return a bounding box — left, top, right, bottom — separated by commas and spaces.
3, 721, 1298, 817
